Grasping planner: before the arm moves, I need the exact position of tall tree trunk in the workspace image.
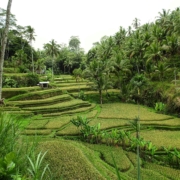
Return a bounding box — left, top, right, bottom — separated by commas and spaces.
52, 56, 54, 79
99, 89, 102, 106
137, 91, 141, 180
31, 41, 34, 74
0, 0, 12, 99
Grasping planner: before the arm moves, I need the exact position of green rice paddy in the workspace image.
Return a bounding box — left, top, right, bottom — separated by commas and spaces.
3, 75, 180, 179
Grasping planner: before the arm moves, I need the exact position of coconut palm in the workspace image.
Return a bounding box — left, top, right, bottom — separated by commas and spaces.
0, 0, 12, 99
156, 9, 170, 25
173, 8, 180, 35
111, 50, 131, 94
43, 39, 60, 78
153, 62, 172, 81
130, 74, 148, 180
132, 18, 141, 30
64, 56, 73, 74
25, 25, 36, 74
84, 59, 113, 105
144, 41, 165, 66
113, 26, 127, 47
35, 58, 45, 74
151, 24, 167, 43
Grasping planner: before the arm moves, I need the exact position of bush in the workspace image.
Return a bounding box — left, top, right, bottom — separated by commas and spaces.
3, 73, 40, 88
3, 77, 18, 88
154, 102, 166, 113
18, 65, 30, 73
78, 90, 86, 100
26, 73, 40, 86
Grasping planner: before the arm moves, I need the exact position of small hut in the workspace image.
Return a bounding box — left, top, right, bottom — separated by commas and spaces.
38, 81, 49, 88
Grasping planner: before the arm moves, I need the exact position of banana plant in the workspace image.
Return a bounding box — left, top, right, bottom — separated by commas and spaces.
70, 116, 91, 135
118, 130, 127, 149
170, 148, 180, 168
110, 129, 119, 145
163, 146, 173, 166
149, 145, 158, 162
124, 131, 132, 147
129, 137, 138, 151
91, 123, 101, 144
101, 131, 110, 145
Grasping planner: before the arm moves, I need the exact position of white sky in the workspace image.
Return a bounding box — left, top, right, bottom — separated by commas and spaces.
0, 0, 180, 52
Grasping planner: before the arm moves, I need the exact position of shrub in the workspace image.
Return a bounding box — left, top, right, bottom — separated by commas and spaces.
26, 73, 40, 86
3, 77, 18, 88
78, 90, 86, 100
154, 102, 166, 113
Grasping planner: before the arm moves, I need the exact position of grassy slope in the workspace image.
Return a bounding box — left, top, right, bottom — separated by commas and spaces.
4, 74, 180, 179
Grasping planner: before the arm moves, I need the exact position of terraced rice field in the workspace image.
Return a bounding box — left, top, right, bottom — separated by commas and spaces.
2, 75, 180, 179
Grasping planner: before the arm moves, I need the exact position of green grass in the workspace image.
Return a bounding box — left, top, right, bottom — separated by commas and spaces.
44, 117, 71, 129
60, 85, 90, 91
22, 99, 91, 113
79, 109, 98, 119
99, 103, 173, 121
140, 118, 180, 126
21, 129, 52, 135
89, 118, 129, 129
3, 86, 40, 92
54, 82, 88, 86
3, 73, 29, 76
144, 162, 180, 179
6, 94, 72, 107
138, 129, 180, 149
2, 87, 41, 99
26, 120, 49, 129
7, 88, 64, 101
56, 124, 78, 135
3, 77, 180, 180
38, 139, 117, 180
57, 118, 129, 136
2, 110, 33, 116
128, 167, 169, 180
42, 104, 96, 117
84, 144, 132, 172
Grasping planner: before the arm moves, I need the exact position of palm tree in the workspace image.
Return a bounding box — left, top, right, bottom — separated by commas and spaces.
111, 50, 131, 95
144, 41, 165, 66
113, 26, 126, 47
64, 57, 73, 74
127, 30, 147, 73
25, 25, 36, 74
127, 26, 132, 36
130, 74, 148, 180
43, 39, 60, 78
35, 58, 45, 74
0, 0, 12, 99
173, 8, 180, 35
153, 62, 172, 81
151, 24, 167, 43
132, 18, 141, 30
84, 59, 113, 105
156, 9, 170, 25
